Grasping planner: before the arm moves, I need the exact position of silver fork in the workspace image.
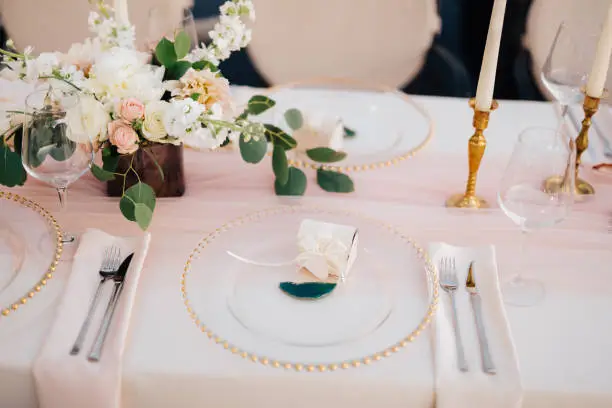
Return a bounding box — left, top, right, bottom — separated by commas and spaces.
439, 257, 469, 372
70, 246, 121, 355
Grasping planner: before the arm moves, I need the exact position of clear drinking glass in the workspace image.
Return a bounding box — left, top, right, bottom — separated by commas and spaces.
498, 127, 576, 307
541, 22, 596, 120
147, 7, 198, 52
22, 87, 94, 243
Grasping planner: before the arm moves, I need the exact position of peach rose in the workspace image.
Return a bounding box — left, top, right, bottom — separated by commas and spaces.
118, 97, 145, 122
108, 120, 139, 154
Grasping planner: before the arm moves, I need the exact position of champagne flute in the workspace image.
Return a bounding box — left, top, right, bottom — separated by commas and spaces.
498, 127, 576, 307
541, 22, 595, 121
22, 87, 94, 244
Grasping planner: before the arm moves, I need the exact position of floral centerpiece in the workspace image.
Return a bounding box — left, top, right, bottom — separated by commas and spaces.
0, 0, 354, 230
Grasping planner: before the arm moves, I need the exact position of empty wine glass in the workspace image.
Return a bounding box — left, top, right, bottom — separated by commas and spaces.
147, 7, 199, 52
22, 87, 94, 243
541, 22, 596, 121
498, 127, 576, 307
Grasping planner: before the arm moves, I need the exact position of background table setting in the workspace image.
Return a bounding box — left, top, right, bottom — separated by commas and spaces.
1, 1, 612, 408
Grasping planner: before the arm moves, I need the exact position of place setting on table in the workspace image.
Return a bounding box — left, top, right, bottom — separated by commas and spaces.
0, 0, 611, 407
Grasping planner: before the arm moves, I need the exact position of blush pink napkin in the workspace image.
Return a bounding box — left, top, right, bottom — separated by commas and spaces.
33, 229, 150, 408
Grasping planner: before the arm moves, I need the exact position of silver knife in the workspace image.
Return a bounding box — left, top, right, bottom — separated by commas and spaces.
88, 253, 134, 362
466, 262, 496, 375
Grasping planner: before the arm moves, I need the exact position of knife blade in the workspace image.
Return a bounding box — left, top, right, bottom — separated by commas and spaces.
87, 252, 134, 362
466, 262, 496, 375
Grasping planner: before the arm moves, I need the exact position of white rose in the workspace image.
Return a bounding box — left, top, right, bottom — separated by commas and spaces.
66, 95, 110, 143
142, 101, 169, 141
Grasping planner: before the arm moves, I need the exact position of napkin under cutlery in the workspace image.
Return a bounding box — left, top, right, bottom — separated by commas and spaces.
429, 242, 522, 408
33, 229, 150, 408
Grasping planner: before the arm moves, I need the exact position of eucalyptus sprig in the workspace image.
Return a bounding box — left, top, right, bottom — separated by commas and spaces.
237, 95, 355, 196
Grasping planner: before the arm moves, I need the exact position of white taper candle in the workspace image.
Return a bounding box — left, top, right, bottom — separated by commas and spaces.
113, 0, 129, 26
474, 0, 507, 112
586, 5, 612, 98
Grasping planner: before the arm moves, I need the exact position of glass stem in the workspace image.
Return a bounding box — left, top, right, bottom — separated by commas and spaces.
57, 187, 75, 243
514, 228, 529, 283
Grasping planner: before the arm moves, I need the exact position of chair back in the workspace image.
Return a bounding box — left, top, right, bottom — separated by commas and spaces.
246, 0, 440, 88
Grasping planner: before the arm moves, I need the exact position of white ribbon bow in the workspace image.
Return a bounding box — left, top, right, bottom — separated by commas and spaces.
295, 232, 348, 281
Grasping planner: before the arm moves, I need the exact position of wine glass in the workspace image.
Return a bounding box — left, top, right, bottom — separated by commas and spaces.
498, 127, 576, 307
541, 22, 596, 122
146, 7, 199, 52
22, 87, 94, 244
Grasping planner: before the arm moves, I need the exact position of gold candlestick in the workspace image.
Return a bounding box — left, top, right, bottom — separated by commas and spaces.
446, 99, 498, 209
544, 92, 601, 196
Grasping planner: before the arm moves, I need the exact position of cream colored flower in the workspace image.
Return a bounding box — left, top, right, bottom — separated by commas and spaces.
65, 95, 110, 143
171, 68, 234, 116
142, 101, 169, 141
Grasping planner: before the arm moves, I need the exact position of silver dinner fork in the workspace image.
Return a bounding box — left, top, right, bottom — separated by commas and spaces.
439, 257, 469, 372
70, 246, 121, 355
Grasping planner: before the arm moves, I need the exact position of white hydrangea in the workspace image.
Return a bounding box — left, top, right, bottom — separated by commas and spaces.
88, 11, 135, 50
163, 98, 206, 138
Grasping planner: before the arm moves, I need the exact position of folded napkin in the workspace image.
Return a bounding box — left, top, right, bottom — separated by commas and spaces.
33, 229, 150, 408
429, 242, 522, 408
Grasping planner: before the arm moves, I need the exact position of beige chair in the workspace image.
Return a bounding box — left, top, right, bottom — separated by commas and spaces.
247, 0, 440, 88
2, 0, 192, 53
524, 0, 612, 100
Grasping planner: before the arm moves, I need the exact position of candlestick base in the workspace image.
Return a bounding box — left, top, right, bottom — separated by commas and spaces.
543, 175, 595, 196
445, 193, 489, 209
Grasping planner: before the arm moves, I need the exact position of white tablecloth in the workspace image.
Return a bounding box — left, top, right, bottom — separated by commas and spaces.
1, 95, 611, 408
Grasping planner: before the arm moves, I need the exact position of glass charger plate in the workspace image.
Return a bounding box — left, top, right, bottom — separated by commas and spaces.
0, 191, 62, 319
258, 79, 434, 172
182, 205, 438, 371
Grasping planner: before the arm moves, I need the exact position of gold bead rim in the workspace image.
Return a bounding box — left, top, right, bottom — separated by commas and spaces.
0, 191, 63, 321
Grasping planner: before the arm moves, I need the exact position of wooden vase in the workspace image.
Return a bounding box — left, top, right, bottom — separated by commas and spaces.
106, 143, 186, 197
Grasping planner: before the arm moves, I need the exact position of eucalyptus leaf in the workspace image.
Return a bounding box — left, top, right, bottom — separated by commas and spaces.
306, 147, 347, 163
102, 147, 119, 172
316, 169, 354, 193
0, 144, 27, 187
119, 182, 156, 224
155, 37, 177, 67
239, 134, 267, 164
284, 108, 303, 130
167, 61, 192, 80
134, 203, 153, 230
279, 282, 337, 299
192, 60, 219, 72
274, 167, 306, 196
91, 163, 115, 181
173, 31, 191, 60
264, 124, 297, 150
247, 95, 276, 115
272, 144, 288, 185
344, 126, 356, 137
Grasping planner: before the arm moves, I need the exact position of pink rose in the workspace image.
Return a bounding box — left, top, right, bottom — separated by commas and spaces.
118, 98, 145, 122
108, 120, 139, 154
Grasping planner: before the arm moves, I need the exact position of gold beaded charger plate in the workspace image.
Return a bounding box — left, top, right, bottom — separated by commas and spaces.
0, 191, 62, 319
258, 78, 434, 172
181, 206, 438, 371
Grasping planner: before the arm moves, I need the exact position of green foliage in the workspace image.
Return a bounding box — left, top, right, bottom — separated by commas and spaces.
0, 143, 27, 187
272, 144, 288, 185
344, 126, 356, 137
316, 169, 354, 193
274, 167, 306, 196
91, 163, 115, 181
284, 108, 303, 130
167, 60, 192, 80
173, 31, 191, 60
155, 38, 177, 67
264, 124, 297, 150
119, 182, 156, 230
192, 60, 219, 72
306, 147, 347, 163
247, 95, 276, 115
239, 134, 267, 164
102, 146, 119, 172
